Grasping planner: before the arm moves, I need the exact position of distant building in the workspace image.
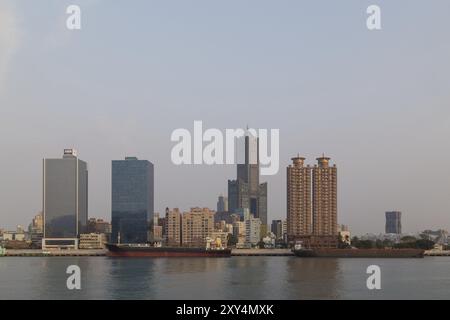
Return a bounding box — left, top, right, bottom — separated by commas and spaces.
245, 215, 261, 247
216, 220, 227, 232
2, 230, 26, 242
42, 149, 88, 249
79, 233, 107, 249
29, 213, 44, 248
225, 223, 234, 235
234, 208, 250, 221
385, 211, 402, 234
228, 134, 268, 227
271, 220, 283, 240
165, 208, 182, 246
30, 213, 43, 233
181, 207, 214, 247
153, 225, 163, 242
233, 221, 246, 248
217, 195, 228, 212
87, 218, 111, 235
111, 157, 154, 244
260, 224, 268, 239
214, 211, 234, 224
155, 213, 167, 241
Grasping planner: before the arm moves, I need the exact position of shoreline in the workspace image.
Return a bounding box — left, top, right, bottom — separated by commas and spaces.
1, 248, 449, 257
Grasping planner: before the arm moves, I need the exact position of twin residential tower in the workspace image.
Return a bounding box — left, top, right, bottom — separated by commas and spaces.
287, 155, 337, 248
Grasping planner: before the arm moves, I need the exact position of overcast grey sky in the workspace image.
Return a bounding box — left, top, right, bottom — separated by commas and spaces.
1, 0, 450, 235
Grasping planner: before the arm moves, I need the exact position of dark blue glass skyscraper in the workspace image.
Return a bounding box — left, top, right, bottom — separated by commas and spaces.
111, 157, 154, 244
385, 211, 402, 234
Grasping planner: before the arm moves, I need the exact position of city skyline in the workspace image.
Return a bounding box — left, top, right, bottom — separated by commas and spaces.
0, 147, 442, 237
1, 1, 450, 235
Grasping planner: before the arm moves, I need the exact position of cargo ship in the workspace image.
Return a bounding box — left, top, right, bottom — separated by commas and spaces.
105, 243, 232, 257
292, 248, 425, 258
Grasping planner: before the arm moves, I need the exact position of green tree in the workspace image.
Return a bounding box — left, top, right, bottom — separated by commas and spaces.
375, 239, 384, 249
415, 239, 434, 250
400, 236, 416, 243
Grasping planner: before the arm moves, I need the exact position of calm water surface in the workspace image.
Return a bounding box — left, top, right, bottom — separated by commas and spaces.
0, 257, 449, 299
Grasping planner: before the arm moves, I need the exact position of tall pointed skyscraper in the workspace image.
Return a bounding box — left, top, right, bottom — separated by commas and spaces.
228, 133, 267, 226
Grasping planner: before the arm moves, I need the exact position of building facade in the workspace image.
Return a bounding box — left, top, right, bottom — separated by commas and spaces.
286, 155, 338, 248
29, 212, 44, 248
79, 233, 107, 249
271, 220, 283, 240
165, 208, 181, 246
181, 207, 214, 247
87, 218, 111, 235
42, 149, 88, 249
233, 221, 246, 248
312, 156, 337, 237
217, 195, 228, 212
287, 156, 312, 241
111, 157, 154, 244
385, 211, 402, 234
245, 215, 262, 247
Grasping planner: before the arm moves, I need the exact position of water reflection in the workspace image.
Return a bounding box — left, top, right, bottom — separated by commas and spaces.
222, 257, 269, 300
1, 256, 450, 299
35, 257, 109, 300
107, 258, 156, 299
285, 258, 341, 299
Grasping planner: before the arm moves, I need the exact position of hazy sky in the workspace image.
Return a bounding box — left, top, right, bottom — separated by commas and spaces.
1, 0, 450, 235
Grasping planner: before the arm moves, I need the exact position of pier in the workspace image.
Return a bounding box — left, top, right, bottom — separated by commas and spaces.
231, 249, 293, 256
4, 248, 448, 257
424, 250, 450, 256
2, 249, 107, 257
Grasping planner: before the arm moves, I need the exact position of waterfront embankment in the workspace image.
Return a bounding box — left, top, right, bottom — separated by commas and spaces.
2, 248, 449, 257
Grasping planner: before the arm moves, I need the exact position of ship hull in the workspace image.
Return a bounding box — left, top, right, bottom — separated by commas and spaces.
105, 244, 231, 258
293, 248, 425, 258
